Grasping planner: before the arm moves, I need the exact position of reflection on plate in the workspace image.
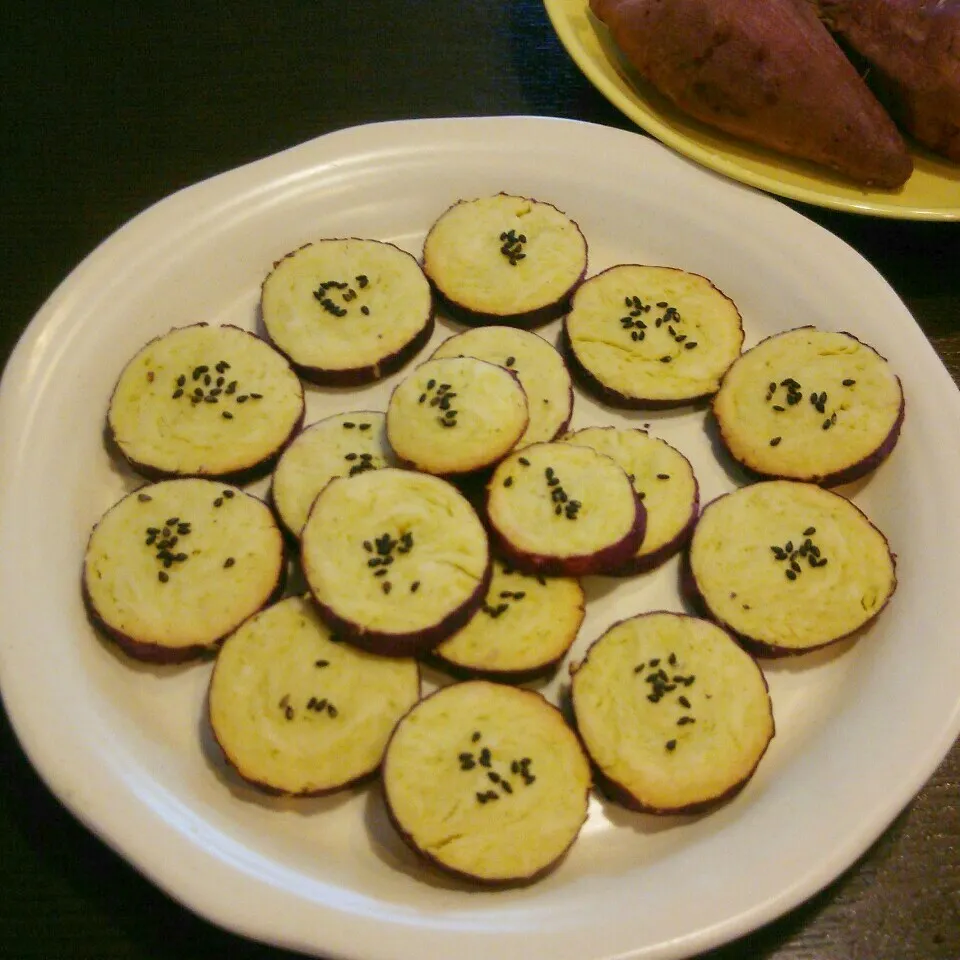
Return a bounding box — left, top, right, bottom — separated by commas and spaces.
544, 0, 960, 219
2, 117, 960, 960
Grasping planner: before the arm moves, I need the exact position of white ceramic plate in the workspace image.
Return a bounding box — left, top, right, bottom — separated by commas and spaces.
2, 117, 960, 960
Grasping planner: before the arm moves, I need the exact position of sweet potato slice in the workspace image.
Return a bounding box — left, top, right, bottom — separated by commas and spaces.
590, 0, 913, 187
571, 612, 774, 813
382, 681, 591, 884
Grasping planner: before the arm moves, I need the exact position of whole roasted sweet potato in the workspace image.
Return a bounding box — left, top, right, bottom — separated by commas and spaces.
817, 0, 960, 161
590, 0, 913, 187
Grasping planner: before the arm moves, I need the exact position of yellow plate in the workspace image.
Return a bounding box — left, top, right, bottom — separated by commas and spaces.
544, 0, 960, 220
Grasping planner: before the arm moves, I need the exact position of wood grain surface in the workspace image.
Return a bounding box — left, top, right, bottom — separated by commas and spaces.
1, 2, 958, 958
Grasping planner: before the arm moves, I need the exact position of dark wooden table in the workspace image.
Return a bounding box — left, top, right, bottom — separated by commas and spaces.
2, 3, 958, 958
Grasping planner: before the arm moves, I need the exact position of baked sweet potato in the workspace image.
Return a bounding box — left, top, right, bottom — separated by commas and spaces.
817, 0, 960, 161
590, 0, 913, 187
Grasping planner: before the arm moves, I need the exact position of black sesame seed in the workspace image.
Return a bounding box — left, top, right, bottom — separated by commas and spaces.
518, 457, 530, 466
665, 740, 677, 751
224, 557, 235, 568
157, 571, 169, 583
842, 378, 856, 386
769, 437, 782, 446
138, 493, 152, 502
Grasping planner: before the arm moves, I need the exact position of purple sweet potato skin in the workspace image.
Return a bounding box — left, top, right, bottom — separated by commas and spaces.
590, 0, 913, 186
818, 0, 960, 161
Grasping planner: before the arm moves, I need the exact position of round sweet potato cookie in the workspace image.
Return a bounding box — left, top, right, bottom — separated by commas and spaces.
386, 356, 528, 476
83, 479, 285, 662
562, 426, 698, 574
431, 326, 573, 447
422, 193, 588, 328
301, 468, 490, 657
432, 559, 585, 681
712, 327, 904, 486
562, 264, 743, 407
485, 441, 645, 576
209, 596, 420, 796
571, 612, 774, 813
260, 238, 434, 385
382, 680, 591, 884
687, 480, 897, 656
270, 411, 393, 539
107, 324, 304, 481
